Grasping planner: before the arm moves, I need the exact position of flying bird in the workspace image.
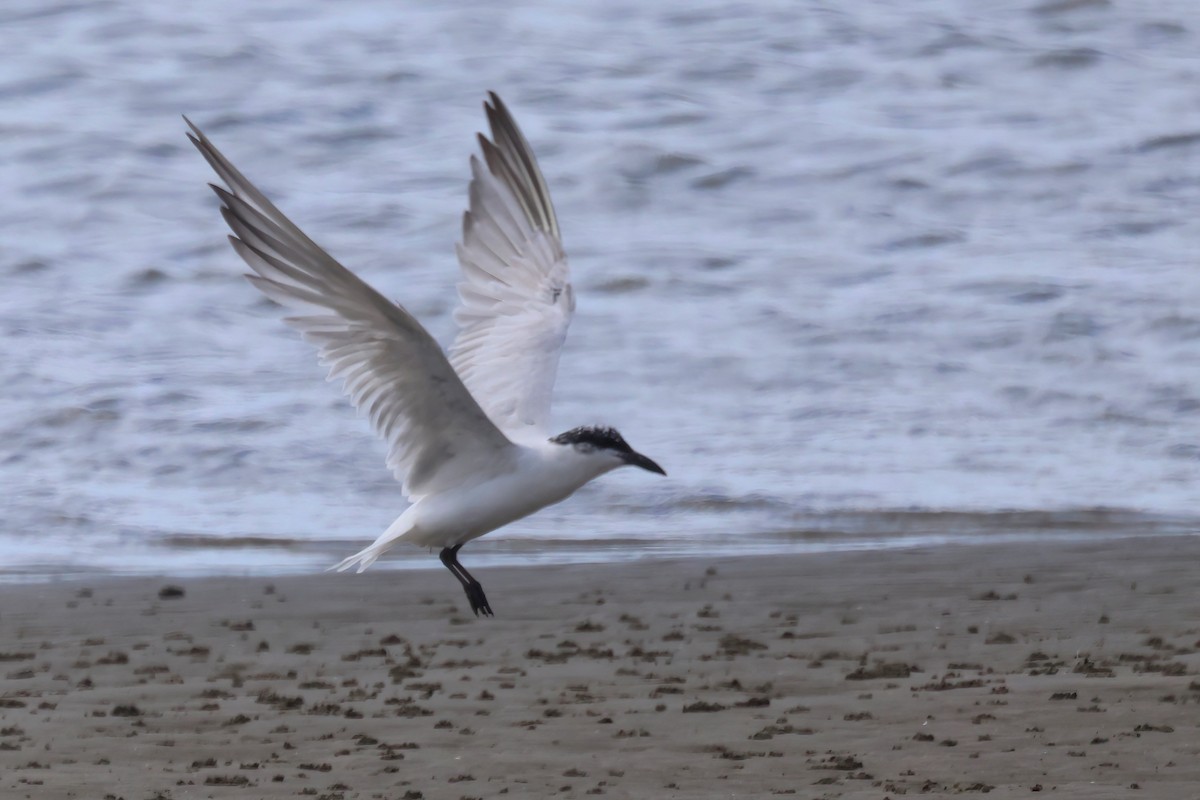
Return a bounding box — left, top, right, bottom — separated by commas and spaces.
187, 93, 665, 617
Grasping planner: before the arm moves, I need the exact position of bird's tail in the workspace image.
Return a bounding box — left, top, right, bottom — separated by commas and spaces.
328, 512, 415, 574
329, 543, 387, 574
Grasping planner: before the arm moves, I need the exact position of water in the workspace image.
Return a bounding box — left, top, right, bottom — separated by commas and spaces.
4, 0, 1200, 578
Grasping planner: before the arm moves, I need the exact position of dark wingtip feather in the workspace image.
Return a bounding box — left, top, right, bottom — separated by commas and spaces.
183, 115, 202, 139
486, 92, 514, 128
209, 183, 235, 205
475, 92, 560, 241
207, 183, 231, 204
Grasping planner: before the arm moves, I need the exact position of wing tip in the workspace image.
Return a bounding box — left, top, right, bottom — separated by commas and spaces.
184, 116, 214, 159
483, 94, 509, 141
474, 91, 561, 243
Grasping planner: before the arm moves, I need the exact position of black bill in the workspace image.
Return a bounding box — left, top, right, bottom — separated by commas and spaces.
623, 451, 666, 476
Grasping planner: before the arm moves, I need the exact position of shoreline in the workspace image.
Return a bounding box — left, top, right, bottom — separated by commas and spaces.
6, 506, 1197, 584
1, 535, 1198, 798
4, 520, 1198, 585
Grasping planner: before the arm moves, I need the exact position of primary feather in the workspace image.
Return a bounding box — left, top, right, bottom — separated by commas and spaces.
185, 118, 518, 500
450, 92, 574, 435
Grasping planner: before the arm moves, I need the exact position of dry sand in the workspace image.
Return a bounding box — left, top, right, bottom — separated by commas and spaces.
1, 535, 1198, 799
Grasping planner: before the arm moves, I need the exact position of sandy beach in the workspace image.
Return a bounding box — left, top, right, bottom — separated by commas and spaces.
1, 535, 1198, 799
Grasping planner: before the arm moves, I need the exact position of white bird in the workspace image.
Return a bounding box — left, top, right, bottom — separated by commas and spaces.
187, 93, 665, 616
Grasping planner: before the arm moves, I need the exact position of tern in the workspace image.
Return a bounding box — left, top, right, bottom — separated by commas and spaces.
187, 93, 665, 617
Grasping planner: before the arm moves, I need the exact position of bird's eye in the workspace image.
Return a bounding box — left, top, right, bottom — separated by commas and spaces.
576, 442, 595, 454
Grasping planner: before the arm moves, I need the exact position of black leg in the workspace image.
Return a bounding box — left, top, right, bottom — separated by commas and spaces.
439, 545, 493, 617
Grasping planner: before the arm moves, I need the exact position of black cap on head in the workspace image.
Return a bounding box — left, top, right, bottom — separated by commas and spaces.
550, 425, 632, 452
550, 426, 665, 475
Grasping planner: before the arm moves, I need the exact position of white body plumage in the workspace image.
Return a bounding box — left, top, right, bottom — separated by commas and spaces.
339, 440, 627, 570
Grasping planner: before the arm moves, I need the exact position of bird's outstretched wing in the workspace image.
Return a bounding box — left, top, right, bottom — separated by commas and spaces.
450, 92, 574, 436
186, 118, 517, 499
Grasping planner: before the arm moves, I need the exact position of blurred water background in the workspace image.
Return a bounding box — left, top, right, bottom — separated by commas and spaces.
3, 0, 1200, 578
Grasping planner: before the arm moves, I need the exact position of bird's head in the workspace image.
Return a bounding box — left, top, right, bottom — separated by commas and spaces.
549, 426, 666, 476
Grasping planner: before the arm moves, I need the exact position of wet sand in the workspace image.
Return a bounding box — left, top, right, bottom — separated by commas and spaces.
1, 535, 1198, 799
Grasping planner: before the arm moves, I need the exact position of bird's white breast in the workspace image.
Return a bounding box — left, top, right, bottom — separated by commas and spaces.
402, 443, 615, 549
